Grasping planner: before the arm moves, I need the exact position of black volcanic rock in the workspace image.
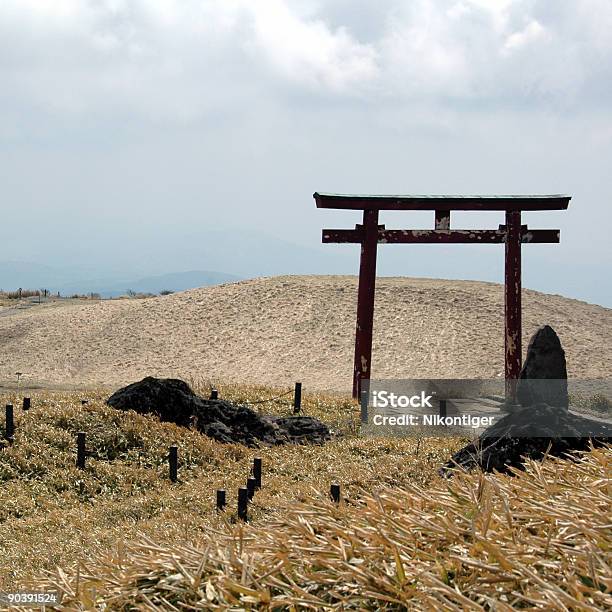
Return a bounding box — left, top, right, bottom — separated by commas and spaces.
440, 326, 609, 475
439, 403, 610, 475
107, 377, 331, 447
517, 325, 568, 409
106, 377, 198, 427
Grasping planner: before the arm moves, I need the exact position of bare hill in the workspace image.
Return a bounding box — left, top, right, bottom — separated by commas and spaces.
0, 276, 609, 391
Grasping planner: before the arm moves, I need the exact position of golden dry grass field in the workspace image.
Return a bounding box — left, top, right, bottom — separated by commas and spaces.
0, 384, 463, 605
0, 383, 610, 610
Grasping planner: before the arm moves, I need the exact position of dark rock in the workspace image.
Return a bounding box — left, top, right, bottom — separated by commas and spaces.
439, 403, 611, 475
517, 325, 568, 409
439, 326, 610, 476
272, 416, 331, 442
107, 376, 331, 447
106, 377, 198, 427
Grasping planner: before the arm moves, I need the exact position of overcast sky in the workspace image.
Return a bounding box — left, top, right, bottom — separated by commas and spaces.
1, 1, 611, 305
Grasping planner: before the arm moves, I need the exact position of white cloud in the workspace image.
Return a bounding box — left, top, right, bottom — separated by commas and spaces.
0, 0, 610, 121
246, 0, 377, 91
464, 0, 513, 27
446, 3, 471, 20
503, 19, 547, 53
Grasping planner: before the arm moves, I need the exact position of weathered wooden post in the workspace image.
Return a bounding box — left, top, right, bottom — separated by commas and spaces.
5, 405, 14, 442
76, 432, 86, 469
360, 390, 368, 424
216, 489, 226, 511
435, 210, 451, 230
246, 477, 256, 500
237, 487, 248, 521
169, 446, 178, 483
22, 397, 31, 411
505, 210, 522, 403
330, 483, 341, 504
253, 457, 262, 489
353, 209, 380, 399
293, 382, 302, 413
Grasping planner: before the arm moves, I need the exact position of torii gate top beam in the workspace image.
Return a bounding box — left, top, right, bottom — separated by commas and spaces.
314, 192, 571, 211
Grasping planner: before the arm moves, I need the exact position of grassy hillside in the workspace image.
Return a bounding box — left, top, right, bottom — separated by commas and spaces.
0, 384, 457, 588
0, 383, 609, 609
1, 275, 610, 391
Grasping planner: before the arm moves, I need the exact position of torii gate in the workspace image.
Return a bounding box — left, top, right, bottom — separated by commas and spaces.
314, 193, 571, 400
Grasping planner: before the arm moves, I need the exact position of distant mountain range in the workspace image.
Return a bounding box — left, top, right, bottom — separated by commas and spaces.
61, 270, 242, 298
0, 262, 240, 297
0, 229, 356, 298
1, 219, 609, 306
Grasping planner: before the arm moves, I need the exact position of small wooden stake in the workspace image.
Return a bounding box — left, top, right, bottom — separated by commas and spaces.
76, 432, 86, 469
253, 457, 262, 489
330, 483, 341, 504
216, 489, 226, 511
293, 382, 302, 413
238, 487, 248, 521
210, 389, 218, 400
5, 405, 14, 441
169, 446, 178, 483
247, 477, 256, 500
22, 397, 31, 411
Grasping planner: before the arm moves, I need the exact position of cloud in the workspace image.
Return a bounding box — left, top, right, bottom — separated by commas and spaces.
0, 0, 610, 122
243, 0, 377, 91
503, 20, 547, 52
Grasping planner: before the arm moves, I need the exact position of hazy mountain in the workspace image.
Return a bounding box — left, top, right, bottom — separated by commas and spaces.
9, 228, 356, 280
0, 261, 73, 291
0, 229, 356, 295
3, 226, 608, 306
0, 262, 240, 297
68, 270, 241, 297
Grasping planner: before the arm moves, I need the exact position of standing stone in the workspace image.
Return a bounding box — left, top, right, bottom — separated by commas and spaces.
516, 325, 568, 409
439, 325, 610, 476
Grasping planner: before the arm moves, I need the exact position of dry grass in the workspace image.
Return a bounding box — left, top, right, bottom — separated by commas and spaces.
0, 384, 458, 592
1, 384, 610, 610
37, 450, 612, 611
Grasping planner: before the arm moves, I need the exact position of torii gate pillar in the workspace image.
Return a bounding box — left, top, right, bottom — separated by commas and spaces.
504, 210, 522, 402
353, 209, 379, 398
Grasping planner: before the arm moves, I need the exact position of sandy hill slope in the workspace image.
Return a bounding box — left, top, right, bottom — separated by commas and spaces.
0, 276, 610, 392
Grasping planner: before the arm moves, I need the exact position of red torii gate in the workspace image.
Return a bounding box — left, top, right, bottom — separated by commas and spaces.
314, 193, 571, 400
